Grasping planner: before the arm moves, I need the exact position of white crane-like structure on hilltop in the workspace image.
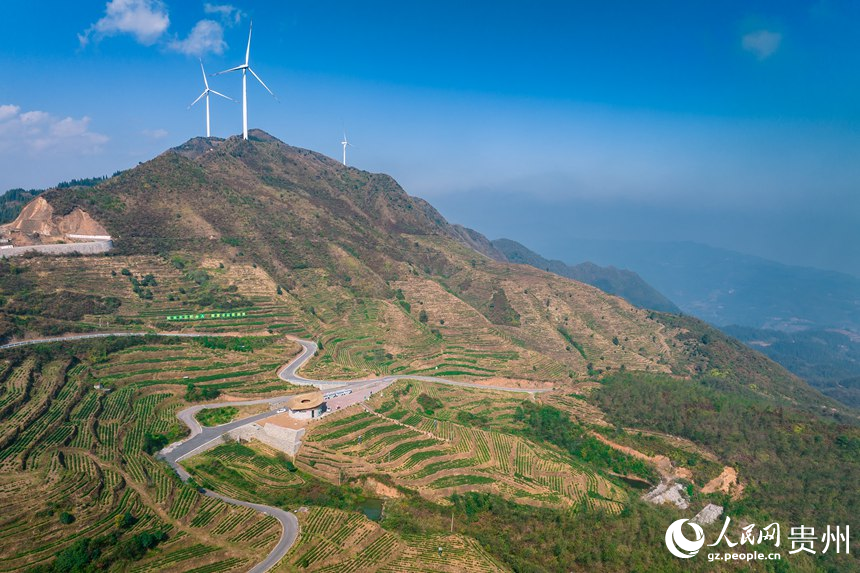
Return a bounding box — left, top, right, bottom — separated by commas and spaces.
214, 21, 277, 140
188, 60, 234, 138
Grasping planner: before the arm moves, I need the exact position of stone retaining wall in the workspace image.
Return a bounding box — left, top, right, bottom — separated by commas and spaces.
0, 240, 112, 258
227, 422, 305, 456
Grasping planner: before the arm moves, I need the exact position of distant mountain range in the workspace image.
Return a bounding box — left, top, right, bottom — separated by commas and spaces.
540, 238, 860, 332
489, 238, 680, 313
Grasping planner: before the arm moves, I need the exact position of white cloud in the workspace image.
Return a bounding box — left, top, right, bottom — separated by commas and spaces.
20, 111, 50, 125
79, 1, 234, 57
0, 105, 20, 122
0, 104, 108, 154
167, 19, 227, 56
742, 29, 782, 60
143, 128, 169, 139
204, 3, 244, 26
79, 0, 170, 47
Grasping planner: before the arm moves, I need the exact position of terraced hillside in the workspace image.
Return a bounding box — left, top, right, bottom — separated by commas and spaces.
24, 131, 713, 385
293, 380, 637, 511
1, 242, 679, 386
185, 443, 510, 572
0, 336, 302, 572
87, 337, 297, 396
184, 375, 837, 573
6, 131, 827, 394
0, 253, 315, 343
279, 506, 507, 572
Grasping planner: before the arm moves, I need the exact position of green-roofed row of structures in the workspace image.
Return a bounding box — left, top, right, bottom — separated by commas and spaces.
166, 312, 248, 321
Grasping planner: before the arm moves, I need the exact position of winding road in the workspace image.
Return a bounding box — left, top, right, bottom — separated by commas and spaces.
2, 332, 551, 572
278, 338, 555, 394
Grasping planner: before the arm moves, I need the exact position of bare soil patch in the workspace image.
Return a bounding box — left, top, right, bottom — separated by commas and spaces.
701, 466, 743, 498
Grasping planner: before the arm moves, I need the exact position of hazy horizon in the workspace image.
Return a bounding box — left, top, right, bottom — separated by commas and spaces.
2, 1, 858, 276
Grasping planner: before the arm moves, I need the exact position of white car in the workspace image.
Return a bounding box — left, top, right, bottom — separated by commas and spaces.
276, 408, 287, 414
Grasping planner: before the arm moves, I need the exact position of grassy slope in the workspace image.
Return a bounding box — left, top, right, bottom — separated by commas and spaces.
196, 407, 239, 427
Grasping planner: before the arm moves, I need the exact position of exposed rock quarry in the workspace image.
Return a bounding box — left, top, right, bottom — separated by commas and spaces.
0, 196, 109, 246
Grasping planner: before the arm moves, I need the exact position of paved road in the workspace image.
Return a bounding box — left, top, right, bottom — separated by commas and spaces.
3, 330, 553, 572
161, 343, 404, 573
204, 490, 299, 573
160, 399, 304, 572
278, 338, 553, 394
162, 402, 293, 476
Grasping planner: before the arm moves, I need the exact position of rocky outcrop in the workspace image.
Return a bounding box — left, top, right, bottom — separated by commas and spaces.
642, 481, 689, 509
692, 503, 724, 526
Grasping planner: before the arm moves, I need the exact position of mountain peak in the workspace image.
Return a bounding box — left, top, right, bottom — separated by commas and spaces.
171, 136, 225, 160
170, 129, 282, 159
170, 129, 346, 171
41, 129, 463, 273
245, 128, 281, 142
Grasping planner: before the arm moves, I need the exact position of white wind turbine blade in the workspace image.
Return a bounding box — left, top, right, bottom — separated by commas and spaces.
209, 89, 235, 102
245, 21, 253, 66
200, 60, 209, 89
213, 64, 245, 76
188, 90, 207, 109
248, 67, 278, 101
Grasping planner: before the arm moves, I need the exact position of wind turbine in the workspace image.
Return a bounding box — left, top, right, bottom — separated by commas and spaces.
188, 60, 234, 137
214, 21, 277, 140
341, 130, 353, 166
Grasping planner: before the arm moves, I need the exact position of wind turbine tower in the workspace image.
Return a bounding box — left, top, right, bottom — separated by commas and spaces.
189, 60, 233, 137
341, 131, 353, 166
214, 21, 277, 139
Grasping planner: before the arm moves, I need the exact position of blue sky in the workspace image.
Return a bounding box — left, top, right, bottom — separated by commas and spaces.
1, 1, 858, 276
